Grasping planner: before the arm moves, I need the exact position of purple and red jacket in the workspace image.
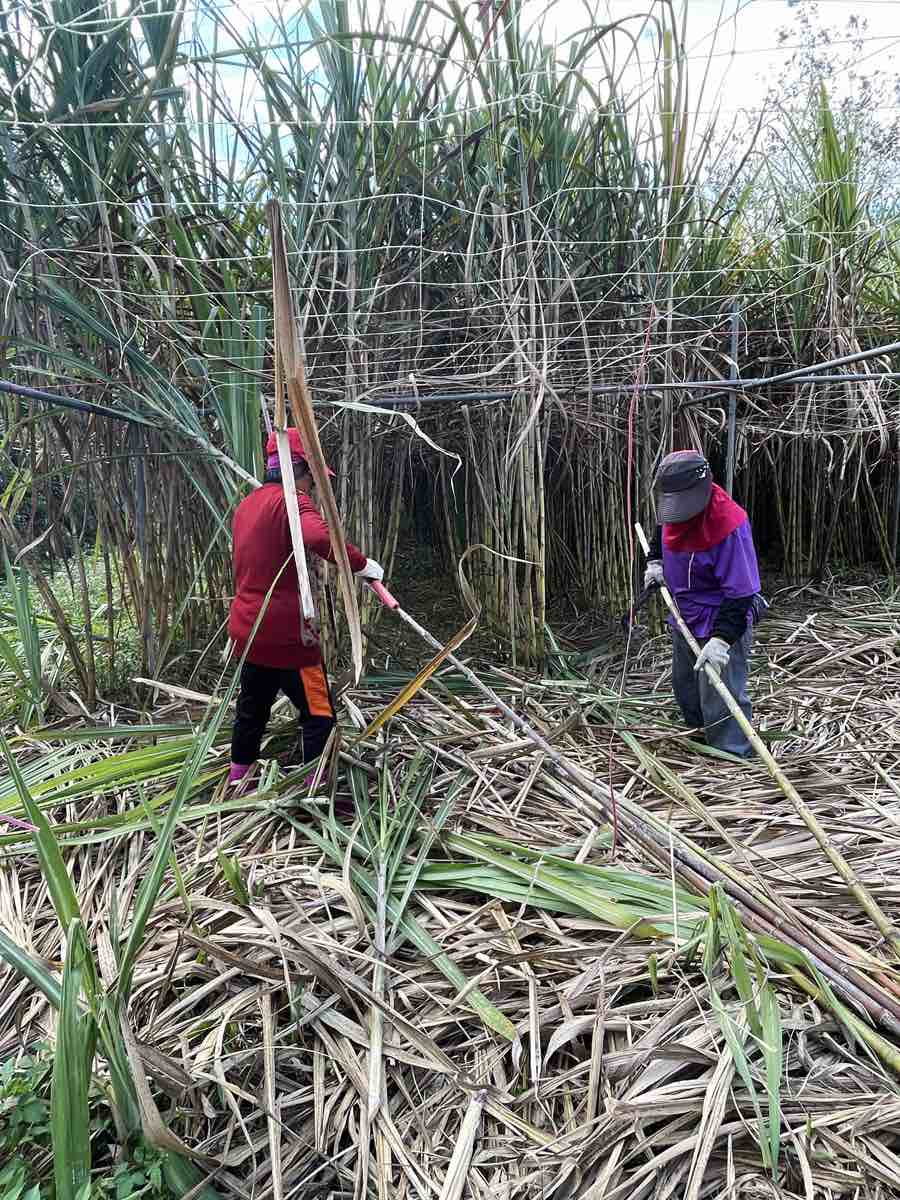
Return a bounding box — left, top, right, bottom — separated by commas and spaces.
650, 487, 761, 643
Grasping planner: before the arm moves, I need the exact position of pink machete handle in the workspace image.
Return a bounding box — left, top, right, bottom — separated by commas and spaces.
369, 580, 399, 609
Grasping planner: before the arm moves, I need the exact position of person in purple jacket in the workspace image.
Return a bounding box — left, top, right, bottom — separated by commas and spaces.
643, 450, 762, 757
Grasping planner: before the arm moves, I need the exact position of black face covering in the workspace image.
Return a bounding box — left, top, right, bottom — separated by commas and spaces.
264, 465, 314, 489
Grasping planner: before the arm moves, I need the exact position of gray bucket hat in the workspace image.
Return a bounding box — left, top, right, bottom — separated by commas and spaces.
653, 450, 713, 523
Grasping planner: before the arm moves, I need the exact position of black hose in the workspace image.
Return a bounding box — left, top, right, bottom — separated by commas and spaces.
0, 379, 150, 427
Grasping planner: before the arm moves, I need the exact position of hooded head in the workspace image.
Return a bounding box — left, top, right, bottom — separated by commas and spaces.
653, 450, 713, 524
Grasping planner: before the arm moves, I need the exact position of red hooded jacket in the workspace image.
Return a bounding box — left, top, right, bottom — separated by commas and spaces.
228, 484, 367, 669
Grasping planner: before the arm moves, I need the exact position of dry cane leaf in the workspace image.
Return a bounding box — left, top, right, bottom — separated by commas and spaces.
437, 1089, 487, 1200
260, 990, 283, 1200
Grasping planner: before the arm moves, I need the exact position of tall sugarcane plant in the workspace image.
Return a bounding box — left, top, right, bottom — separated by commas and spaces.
1, 0, 899, 695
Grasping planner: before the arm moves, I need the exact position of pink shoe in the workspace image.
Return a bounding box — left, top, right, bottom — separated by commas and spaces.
303, 769, 331, 791
228, 763, 255, 793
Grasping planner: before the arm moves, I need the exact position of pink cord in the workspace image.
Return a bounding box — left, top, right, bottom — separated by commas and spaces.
0, 813, 37, 832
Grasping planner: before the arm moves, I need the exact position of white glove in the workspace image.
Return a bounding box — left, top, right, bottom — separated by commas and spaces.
643, 560, 665, 590
356, 558, 384, 582
695, 636, 730, 676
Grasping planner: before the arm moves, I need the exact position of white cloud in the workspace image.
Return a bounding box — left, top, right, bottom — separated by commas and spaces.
368, 0, 900, 118
173, 0, 900, 165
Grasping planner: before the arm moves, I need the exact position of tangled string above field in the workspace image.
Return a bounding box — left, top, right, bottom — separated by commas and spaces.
2, 0, 899, 674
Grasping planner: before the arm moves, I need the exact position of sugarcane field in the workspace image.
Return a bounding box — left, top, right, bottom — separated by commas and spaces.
4, 0, 900, 1196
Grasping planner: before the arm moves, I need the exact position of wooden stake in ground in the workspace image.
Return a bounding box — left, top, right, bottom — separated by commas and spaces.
634, 521, 900, 962
267, 199, 364, 683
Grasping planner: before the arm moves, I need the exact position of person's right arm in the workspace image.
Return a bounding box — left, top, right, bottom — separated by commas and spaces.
298, 501, 382, 578
644, 524, 664, 588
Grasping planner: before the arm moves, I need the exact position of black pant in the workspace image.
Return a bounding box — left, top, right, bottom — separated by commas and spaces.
231, 661, 336, 767
671, 630, 754, 757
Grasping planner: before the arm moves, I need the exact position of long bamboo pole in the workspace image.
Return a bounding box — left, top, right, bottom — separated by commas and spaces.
634, 521, 900, 962
9, 370, 900, 420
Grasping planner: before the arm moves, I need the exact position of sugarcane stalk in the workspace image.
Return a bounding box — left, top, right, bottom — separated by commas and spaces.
269, 206, 315, 623
634, 521, 900, 962
268, 199, 364, 682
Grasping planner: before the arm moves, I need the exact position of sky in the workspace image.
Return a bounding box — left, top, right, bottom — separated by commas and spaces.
183, 0, 900, 163
525, 0, 900, 114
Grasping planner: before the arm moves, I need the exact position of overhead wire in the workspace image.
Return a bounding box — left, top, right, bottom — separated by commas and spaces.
2, 0, 898, 453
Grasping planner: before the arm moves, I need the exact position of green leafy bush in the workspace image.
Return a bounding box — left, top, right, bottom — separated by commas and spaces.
0, 1048, 177, 1199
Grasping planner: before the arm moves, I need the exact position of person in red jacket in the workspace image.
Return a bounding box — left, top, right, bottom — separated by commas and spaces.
227, 429, 383, 787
